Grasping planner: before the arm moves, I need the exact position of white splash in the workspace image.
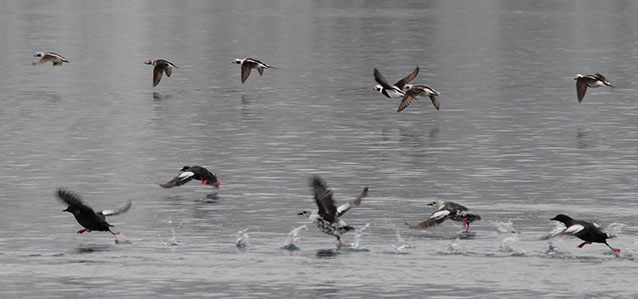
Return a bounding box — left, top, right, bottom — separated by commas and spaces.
391, 227, 412, 253
447, 238, 462, 252
235, 228, 249, 249
283, 225, 307, 250
491, 220, 519, 234
164, 228, 180, 246
499, 234, 519, 253
350, 223, 371, 249
606, 222, 627, 238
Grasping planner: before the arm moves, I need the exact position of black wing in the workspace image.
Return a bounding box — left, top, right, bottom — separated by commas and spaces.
311, 176, 337, 223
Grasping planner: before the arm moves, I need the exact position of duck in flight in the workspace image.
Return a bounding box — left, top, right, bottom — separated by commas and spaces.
33, 51, 69, 66
232, 58, 276, 83
574, 73, 613, 103
57, 189, 131, 235
160, 165, 221, 188
406, 200, 480, 232
372, 66, 419, 99
144, 59, 178, 87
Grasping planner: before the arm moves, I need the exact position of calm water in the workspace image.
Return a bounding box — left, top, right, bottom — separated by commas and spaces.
1, 0, 638, 298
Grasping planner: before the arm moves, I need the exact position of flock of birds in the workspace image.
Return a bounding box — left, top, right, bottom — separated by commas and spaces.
33, 50, 620, 254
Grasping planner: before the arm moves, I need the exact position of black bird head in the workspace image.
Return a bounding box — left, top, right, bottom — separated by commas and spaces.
63, 205, 80, 215
180, 166, 191, 171
550, 214, 573, 225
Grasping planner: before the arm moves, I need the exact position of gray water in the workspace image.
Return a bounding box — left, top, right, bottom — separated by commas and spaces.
1, 0, 638, 298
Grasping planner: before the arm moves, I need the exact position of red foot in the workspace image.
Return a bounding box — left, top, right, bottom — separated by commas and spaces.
336, 236, 342, 245
110, 231, 120, 236
462, 217, 469, 232
577, 241, 591, 248
216, 180, 221, 186
77, 228, 91, 234
613, 248, 621, 254
201, 180, 207, 185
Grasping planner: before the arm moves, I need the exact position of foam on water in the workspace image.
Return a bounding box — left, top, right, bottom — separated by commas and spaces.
235, 228, 249, 249
282, 225, 306, 251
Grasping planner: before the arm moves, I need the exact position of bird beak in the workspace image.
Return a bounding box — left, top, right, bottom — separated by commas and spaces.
297, 212, 304, 215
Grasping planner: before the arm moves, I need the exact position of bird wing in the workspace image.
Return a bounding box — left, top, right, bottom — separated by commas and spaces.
563, 224, 585, 235
153, 63, 166, 87
159, 171, 195, 188
165, 66, 172, 77
576, 78, 593, 103
373, 68, 395, 90
337, 186, 368, 217
46, 52, 70, 62
56, 189, 86, 207
394, 66, 419, 90
241, 61, 257, 83
397, 87, 424, 112
100, 200, 132, 217
311, 176, 337, 223
430, 94, 440, 111
407, 209, 450, 229
257, 67, 264, 76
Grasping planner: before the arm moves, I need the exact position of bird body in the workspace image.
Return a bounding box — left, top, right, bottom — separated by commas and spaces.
398, 84, 440, 112
407, 200, 480, 232
160, 165, 221, 188
574, 73, 613, 103
550, 214, 620, 253
57, 189, 131, 235
373, 66, 419, 99
232, 57, 275, 83
298, 176, 368, 244
145, 59, 178, 87
33, 51, 69, 66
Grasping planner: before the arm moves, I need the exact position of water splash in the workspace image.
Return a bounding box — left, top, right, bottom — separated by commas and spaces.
491, 220, 519, 234
164, 228, 180, 246
235, 228, 249, 249
391, 227, 412, 253
499, 235, 519, 253
447, 238, 462, 253
605, 222, 627, 238
350, 223, 371, 249
282, 225, 307, 251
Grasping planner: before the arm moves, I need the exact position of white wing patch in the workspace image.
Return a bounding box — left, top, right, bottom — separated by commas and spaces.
178, 171, 194, 179
431, 210, 450, 220
563, 224, 585, 235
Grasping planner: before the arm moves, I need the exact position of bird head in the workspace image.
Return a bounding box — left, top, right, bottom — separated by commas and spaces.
180, 166, 191, 172
550, 214, 572, 224
63, 206, 79, 215
33, 52, 44, 58
232, 59, 243, 65
573, 74, 583, 80
144, 60, 153, 65
372, 85, 383, 93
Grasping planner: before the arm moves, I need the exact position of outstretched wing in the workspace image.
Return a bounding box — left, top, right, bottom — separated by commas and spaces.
241, 61, 257, 83
394, 66, 419, 90
407, 209, 450, 229
430, 94, 440, 111
373, 68, 395, 90
100, 200, 132, 217
160, 171, 195, 188
153, 63, 167, 87
311, 176, 337, 223
56, 189, 85, 208
576, 77, 594, 103
397, 87, 424, 112
337, 186, 368, 217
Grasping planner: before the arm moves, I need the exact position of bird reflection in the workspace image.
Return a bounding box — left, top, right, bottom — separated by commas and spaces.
153, 92, 172, 100
240, 94, 264, 121
576, 128, 590, 149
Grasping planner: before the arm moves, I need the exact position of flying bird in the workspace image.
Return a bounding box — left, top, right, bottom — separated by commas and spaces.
33, 51, 69, 66
160, 165, 221, 188
398, 84, 441, 112
574, 73, 613, 103
232, 57, 275, 83
144, 59, 178, 87
57, 189, 131, 235
406, 200, 481, 232
372, 66, 419, 99
550, 214, 620, 253
298, 176, 368, 244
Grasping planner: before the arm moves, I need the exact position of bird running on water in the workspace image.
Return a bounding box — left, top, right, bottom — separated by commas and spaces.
406, 200, 481, 232
298, 176, 368, 245
57, 189, 132, 235
160, 165, 221, 188
550, 214, 620, 254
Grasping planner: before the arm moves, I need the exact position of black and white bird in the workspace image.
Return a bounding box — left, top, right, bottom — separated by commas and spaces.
372, 66, 419, 99
232, 58, 275, 83
398, 84, 441, 112
550, 214, 620, 253
160, 165, 221, 188
144, 59, 178, 87
33, 51, 69, 66
406, 200, 481, 232
57, 189, 132, 235
298, 176, 368, 244
574, 73, 614, 103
